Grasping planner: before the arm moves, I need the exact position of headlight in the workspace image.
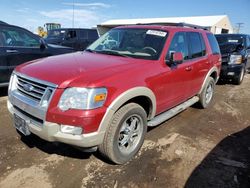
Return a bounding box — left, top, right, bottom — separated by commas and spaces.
58, 87, 107, 111
229, 55, 242, 64
8, 73, 17, 93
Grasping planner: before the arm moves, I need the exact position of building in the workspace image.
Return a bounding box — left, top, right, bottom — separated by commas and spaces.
97, 15, 233, 35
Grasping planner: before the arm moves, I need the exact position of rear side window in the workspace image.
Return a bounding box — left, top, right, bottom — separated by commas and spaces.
88, 30, 98, 39
188, 32, 204, 58
207, 33, 220, 54
79, 30, 88, 39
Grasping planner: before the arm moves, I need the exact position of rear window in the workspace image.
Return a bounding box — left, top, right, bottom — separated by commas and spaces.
207, 33, 220, 54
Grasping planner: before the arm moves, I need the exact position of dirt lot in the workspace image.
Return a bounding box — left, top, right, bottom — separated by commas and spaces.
0, 76, 250, 188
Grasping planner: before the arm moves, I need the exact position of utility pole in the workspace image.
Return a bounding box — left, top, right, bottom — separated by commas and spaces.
235, 23, 244, 34
72, 0, 75, 28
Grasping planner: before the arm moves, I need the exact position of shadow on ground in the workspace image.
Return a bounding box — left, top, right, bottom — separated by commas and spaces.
0, 87, 8, 97
19, 132, 93, 160
185, 126, 250, 188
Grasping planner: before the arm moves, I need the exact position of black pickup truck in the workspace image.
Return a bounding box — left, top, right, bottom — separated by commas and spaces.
215, 34, 250, 85
0, 22, 75, 87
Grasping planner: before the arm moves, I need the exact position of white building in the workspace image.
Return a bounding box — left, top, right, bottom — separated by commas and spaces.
97, 15, 233, 35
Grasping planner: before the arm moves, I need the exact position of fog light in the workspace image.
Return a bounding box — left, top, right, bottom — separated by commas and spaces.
60, 125, 82, 135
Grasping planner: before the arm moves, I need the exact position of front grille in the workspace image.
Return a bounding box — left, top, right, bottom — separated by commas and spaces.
14, 105, 44, 125
15, 74, 54, 103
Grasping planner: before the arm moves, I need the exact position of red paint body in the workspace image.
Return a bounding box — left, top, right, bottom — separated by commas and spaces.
15, 25, 221, 133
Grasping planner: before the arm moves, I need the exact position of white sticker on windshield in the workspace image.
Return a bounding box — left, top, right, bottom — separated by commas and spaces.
61, 31, 66, 33
146, 30, 167, 37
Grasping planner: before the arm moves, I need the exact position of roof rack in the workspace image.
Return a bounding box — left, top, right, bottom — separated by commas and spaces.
136, 22, 209, 30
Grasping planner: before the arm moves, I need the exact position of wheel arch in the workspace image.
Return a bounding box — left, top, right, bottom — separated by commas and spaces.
98, 87, 156, 135
199, 66, 219, 94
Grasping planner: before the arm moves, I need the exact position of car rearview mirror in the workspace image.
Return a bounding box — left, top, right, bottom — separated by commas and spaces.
40, 39, 46, 50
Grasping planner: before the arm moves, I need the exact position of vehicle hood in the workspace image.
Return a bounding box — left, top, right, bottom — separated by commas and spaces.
47, 43, 72, 49
15, 52, 147, 88
219, 42, 243, 54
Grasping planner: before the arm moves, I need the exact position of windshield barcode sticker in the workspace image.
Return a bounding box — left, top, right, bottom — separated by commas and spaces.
146, 30, 167, 37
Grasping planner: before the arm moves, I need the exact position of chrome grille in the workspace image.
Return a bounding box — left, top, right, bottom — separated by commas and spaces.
16, 75, 53, 102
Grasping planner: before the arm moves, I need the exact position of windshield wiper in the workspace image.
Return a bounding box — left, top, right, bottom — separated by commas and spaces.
85, 49, 96, 53
96, 50, 130, 58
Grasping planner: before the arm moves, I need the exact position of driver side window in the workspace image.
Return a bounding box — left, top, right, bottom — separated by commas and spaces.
167, 32, 189, 60
1, 27, 40, 47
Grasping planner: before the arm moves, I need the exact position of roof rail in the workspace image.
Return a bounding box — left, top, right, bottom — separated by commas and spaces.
0, 21, 8, 25
136, 22, 209, 30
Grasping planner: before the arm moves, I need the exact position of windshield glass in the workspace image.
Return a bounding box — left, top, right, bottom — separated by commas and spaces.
216, 35, 245, 45
87, 28, 168, 60
46, 30, 66, 39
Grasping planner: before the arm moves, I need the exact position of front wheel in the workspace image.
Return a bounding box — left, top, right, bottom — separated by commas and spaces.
198, 77, 215, 108
233, 67, 245, 85
99, 103, 147, 164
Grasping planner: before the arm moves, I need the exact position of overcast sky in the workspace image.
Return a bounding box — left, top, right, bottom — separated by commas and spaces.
0, 0, 249, 33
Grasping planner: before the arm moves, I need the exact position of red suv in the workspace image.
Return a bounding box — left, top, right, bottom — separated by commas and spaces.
8, 24, 221, 164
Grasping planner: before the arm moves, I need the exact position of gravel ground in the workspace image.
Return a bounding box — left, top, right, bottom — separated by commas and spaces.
0, 76, 249, 188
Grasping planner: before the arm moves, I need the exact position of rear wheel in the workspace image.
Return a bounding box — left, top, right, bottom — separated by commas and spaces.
199, 77, 215, 108
99, 103, 147, 164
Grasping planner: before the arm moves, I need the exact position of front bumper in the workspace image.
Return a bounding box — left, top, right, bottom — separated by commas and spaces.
8, 100, 104, 148
220, 63, 244, 78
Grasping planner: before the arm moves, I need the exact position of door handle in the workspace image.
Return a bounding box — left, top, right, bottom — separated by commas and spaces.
6, 49, 18, 53
185, 66, 193, 71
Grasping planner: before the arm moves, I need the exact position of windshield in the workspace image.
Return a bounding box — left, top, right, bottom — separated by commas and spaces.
216, 35, 245, 46
87, 28, 168, 60
46, 30, 66, 39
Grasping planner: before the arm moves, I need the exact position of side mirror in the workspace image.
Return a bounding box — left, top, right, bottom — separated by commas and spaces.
236, 43, 244, 51
172, 52, 184, 64
166, 52, 184, 66
40, 39, 46, 50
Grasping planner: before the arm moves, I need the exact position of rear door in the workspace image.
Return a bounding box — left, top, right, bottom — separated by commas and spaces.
62, 30, 78, 49
77, 29, 88, 50
0, 26, 49, 78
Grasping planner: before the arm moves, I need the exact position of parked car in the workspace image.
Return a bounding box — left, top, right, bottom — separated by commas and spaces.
215, 34, 250, 84
45, 28, 99, 51
8, 24, 221, 164
0, 22, 76, 87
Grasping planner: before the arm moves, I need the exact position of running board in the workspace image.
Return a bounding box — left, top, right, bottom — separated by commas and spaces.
148, 96, 199, 127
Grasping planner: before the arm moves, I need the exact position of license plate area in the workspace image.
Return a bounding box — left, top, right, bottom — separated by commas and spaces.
14, 114, 31, 136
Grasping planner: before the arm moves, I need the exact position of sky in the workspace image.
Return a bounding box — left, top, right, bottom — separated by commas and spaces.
0, 0, 249, 34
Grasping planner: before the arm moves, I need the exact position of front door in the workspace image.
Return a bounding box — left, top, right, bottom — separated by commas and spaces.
156, 32, 193, 113
0, 32, 9, 85
0, 26, 49, 79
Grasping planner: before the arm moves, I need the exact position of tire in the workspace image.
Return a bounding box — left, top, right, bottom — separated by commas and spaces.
198, 77, 215, 109
98, 103, 147, 164
233, 67, 245, 85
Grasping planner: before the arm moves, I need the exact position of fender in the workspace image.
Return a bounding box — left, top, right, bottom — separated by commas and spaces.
97, 87, 156, 135
199, 66, 219, 94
